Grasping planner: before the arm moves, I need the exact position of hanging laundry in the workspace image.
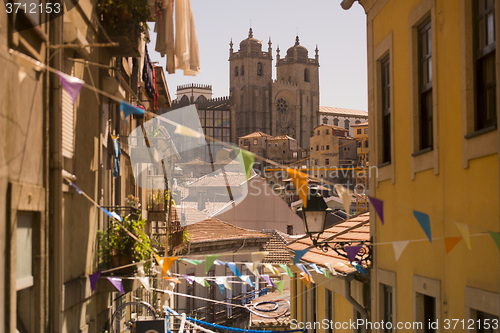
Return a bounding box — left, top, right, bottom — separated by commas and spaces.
112, 137, 120, 177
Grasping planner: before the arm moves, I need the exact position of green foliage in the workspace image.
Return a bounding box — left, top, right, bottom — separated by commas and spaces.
97, 214, 151, 271
96, 0, 151, 34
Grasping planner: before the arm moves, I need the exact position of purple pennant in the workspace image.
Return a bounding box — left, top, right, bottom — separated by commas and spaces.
345, 245, 363, 263
182, 275, 195, 285
261, 274, 276, 288
57, 71, 84, 104
293, 248, 310, 265
107, 277, 125, 294
89, 271, 102, 293
368, 196, 384, 224
296, 263, 312, 277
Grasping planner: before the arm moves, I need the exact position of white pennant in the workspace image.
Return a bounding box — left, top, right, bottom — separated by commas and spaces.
221, 277, 232, 290
392, 240, 410, 262
325, 262, 338, 276
334, 184, 353, 218
139, 276, 151, 292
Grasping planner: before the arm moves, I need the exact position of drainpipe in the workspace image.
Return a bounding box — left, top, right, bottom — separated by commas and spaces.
344, 275, 369, 320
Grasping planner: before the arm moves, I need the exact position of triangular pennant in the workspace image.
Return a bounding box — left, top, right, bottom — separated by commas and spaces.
161, 257, 178, 276
300, 272, 311, 289
455, 223, 472, 250
138, 276, 150, 291
107, 277, 125, 294
296, 263, 312, 277
120, 101, 145, 120
179, 258, 203, 265
488, 231, 500, 252
261, 274, 276, 288
264, 263, 280, 275
163, 277, 182, 284
137, 262, 146, 278
213, 259, 225, 266
194, 277, 210, 287
215, 278, 225, 295
334, 184, 353, 217
293, 248, 310, 265
444, 236, 463, 254
351, 262, 366, 275
89, 271, 102, 293
99, 207, 123, 222
18, 67, 27, 83
251, 251, 268, 268
154, 254, 163, 266
174, 124, 203, 138
368, 196, 384, 224
182, 275, 195, 285
274, 280, 285, 295
321, 267, 330, 278
226, 262, 241, 277
279, 264, 293, 277
325, 262, 338, 276
57, 71, 84, 104
392, 240, 410, 261
221, 277, 232, 290
345, 245, 363, 263
205, 255, 219, 273
309, 263, 324, 275
413, 210, 432, 243
287, 168, 309, 208
241, 275, 255, 288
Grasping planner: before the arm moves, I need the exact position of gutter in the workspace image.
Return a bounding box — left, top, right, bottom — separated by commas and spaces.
344, 274, 369, 320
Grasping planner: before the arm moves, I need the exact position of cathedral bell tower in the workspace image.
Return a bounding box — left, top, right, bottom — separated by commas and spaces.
229, 28, 273, 139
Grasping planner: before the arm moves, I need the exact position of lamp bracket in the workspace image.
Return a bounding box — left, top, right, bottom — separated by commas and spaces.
312, 240, 371, 266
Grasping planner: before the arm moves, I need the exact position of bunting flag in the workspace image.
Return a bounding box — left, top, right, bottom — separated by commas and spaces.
241, 275, 255, 288
120, 101, 145, 120
309, 263, 324, 275
89, 271, 102, 293
279, 264, 293, 277
99, 207, 123, 222
300, 273, 311, 289
57, 71, 84, 104
392, 240, 410, 262
174, 124, 203, 138
194, 277, 210, 287
296, 263, 312, 277
244, 263, 260, 277
321, 267, 330, 278
164, 277, 182, 284
182, 275, 195, 285
18, 67, 27, 83
213, 259, 226, 266
138, 276, 150, 291
251, 251, 268, 268
234, 148, 255, 180
205, 255, 219, 273
413, 210, 432, 243
161, 257, 178, 276
226, 262, 241, 277
215, 278, 225, 295
293, 248, 310, 265
137, 263, 146, 278
68, 182, 83, 194
221, 277, 232, 290
154, 254, 163, 266
444, 236, 463, 254
261, 274, 276, 288
107, 277, 125, 294
179, 258, 203, 266
264, 264, 280, 275
351, 262, 366, 275
455, 223, 472, 250
325, 262, 338, 276
488, 231, 500, 252
274, 280, 285, 295
345, 245, 363, 263
334, 184, 353, 217
368, 196, 384, 224
287, 168, 309, 208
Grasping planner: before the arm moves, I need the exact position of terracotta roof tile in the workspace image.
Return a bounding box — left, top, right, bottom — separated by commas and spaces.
239, 131, 271, 139
319, 106, 368, 116
186, 218, 270, 243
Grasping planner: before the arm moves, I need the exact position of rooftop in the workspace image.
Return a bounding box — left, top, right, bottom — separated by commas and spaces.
351, 122, 369, 127
239, 131, 271, 139
319, 106, 368, 117
186, 218, 270, 243
313, 124, 349, 131
268, 135, 296, 141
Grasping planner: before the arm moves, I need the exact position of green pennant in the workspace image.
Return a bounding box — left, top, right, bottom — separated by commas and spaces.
274, 280, 285, 295
321, 267, 330, 278
180, 258, 203, 266
205, 254, 220, 274
234, 148, 255, 180
279, 264, 293, 277
194, 277, 210, 287
489, 231, 500, 251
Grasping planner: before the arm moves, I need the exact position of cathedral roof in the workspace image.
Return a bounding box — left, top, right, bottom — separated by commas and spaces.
239, 28, 263, 53
286, 36, 308, 60
319, 106, 368, 117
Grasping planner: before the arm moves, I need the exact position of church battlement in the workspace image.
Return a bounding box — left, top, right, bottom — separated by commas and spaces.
177, 83, 212, 91
273, 79, 298, 86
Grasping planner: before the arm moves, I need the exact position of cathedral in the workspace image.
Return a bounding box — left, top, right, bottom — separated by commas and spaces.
229, 28, 320, 149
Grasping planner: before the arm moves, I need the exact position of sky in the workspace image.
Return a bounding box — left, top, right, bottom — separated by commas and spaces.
148, 0, 368, 111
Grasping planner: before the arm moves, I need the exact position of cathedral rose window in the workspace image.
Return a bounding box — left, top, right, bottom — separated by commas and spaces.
277, 98, 288, 113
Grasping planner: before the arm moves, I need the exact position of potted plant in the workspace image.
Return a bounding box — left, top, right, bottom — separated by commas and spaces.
97, 214, 151, 275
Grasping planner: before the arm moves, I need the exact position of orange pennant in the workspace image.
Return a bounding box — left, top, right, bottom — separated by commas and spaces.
163, 277, 182, 284
161, 257, 178, 276
300, 272, 311, 289
287, 168, 309, 208
445, 236, 462, 254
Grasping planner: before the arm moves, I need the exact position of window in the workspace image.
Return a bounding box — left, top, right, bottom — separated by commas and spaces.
317, 130, 320, 135
257, 62, 263, 76
275, 143, 278, 147
321, 146, 324, 150
293, 152, 297, 158
326, 129, 330, 134
333, 118, 339, 126
244, 139, 249, 146
357, 129, 362, 135
316, 145, 319, 151
364, 128, 368, 134
235, 66, 239, 76
474, 311, 499, 333
325, 158, 329, 165
356, 119, 361, 124
326, 145, 330, 150
413, 276, 440, 333
382, 285, 393, 333
323, 117, 328, 124
365, 140, 369, 148
253, 139, 258, 145
344, 119, 350, 130
474, 0, 496, 130
304, 68, 310, 82
241, 65, 245, 75
326, 290, 334, 333
416, 293, 436, 333
418, 18, 433, 150
381, 56, 392, 163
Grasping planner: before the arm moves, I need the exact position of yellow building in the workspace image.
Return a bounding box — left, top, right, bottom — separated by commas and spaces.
346, 0, 500, 330
351, 122, 369, 163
